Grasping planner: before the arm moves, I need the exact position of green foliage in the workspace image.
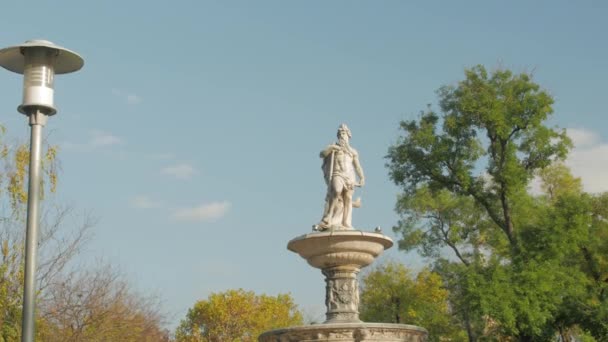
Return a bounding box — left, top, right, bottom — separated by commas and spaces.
0, 127, 59, 219
0, 125, 60, 341
360, 262, 467, 342
0, 241, 23, 341
175, 289, 303, 342
537, 162, 582, 201
395, 186, 504, 264
386, 65, 606, 341
387, 65, 570, 245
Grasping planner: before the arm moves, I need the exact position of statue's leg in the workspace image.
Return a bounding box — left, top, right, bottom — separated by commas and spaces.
342, 188, 354, 228
320, 196, 330, 224
331, 195, 344, 227
323, 178, 344, 228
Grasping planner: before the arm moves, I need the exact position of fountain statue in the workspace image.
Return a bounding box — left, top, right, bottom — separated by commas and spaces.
259, 124, 428, 342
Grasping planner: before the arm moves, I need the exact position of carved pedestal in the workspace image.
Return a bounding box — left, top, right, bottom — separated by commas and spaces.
286, 231, 392, 324
324, 266, 360, 323
259, 230, 428, 342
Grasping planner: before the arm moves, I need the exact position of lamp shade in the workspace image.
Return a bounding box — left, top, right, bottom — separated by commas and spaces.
0, 40, 83, 74
0, 40, 84, 115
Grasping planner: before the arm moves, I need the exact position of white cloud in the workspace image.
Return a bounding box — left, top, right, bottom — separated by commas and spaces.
126, 94, 142, 105
62, 130, 123, 151
173, 201, 231, 222
566, 128, 600, 148
565, 127, 608, 193
130, 195, 163, 209
61, 141, 84, 150
112, 88, 142, 105
527, 176, 543, 196
161, 163, 197, 180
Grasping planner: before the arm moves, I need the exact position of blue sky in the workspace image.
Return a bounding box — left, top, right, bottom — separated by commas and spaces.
1, 0, 608, 327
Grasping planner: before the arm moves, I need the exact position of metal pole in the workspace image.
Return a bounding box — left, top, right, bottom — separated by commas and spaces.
21, 109, 47, 342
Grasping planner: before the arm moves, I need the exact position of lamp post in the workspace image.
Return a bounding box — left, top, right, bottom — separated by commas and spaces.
0, 40, 83, 342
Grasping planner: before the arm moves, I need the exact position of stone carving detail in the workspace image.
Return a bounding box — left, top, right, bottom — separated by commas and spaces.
258, 324, 428, 342
323, 267, 360, 323
336, 280, 355, 304
317, 123, 365, 231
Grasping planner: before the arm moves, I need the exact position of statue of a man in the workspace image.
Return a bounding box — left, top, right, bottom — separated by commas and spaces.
317, 124, 365, 230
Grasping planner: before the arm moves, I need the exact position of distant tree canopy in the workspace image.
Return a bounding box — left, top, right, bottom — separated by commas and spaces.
360, 261, 467, 342
386, 65, 607, 341
175, 289, 303, 342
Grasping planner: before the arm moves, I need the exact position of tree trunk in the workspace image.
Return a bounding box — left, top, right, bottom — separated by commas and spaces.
392, 297, 401, 323
463, 311, 475, 342
518, 334, 533, 342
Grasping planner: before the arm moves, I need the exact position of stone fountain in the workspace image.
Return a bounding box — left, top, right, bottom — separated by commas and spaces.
259, 124, 427, 342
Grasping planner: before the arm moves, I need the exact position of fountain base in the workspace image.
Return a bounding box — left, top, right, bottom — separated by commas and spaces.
259, 322, 427, 342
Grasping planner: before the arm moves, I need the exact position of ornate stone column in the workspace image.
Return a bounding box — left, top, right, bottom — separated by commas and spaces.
323, 266, 360, 323
287, 231, 393, 324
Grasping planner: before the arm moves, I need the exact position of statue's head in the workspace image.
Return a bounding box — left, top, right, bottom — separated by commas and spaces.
337, 123, 352, 140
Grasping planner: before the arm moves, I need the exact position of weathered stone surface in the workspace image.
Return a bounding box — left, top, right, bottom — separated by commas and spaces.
259, 323, 427, 342
323, 267, 360, 323
317, 124, 365, 231
288, 231, 393, 269
288, 231, 393, 323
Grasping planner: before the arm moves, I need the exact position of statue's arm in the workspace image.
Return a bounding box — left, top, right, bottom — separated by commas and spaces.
353, 150, 365, 187
320, 144, 338, 158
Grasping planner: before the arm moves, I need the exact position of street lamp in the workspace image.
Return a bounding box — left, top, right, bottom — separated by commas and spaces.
0, 40, 83, 342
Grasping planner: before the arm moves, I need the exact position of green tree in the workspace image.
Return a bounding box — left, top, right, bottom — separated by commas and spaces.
360, 261, 467, 341
566, 190, 608, 339
386, 65, 605, 341
175, 289, 303, 342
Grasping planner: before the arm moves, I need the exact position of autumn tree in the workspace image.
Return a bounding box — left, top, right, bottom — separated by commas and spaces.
175, 289, 303, 342
0, 126, 169, 341
0, 125, 66, 341
38, 264, 169, 342
386, 65, 606, 341
359, 261, 467, 342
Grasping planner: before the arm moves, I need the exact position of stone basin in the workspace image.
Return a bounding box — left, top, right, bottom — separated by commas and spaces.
287, 231, 394, 324
287, 231, 393, 269
259, 322, 428, 342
